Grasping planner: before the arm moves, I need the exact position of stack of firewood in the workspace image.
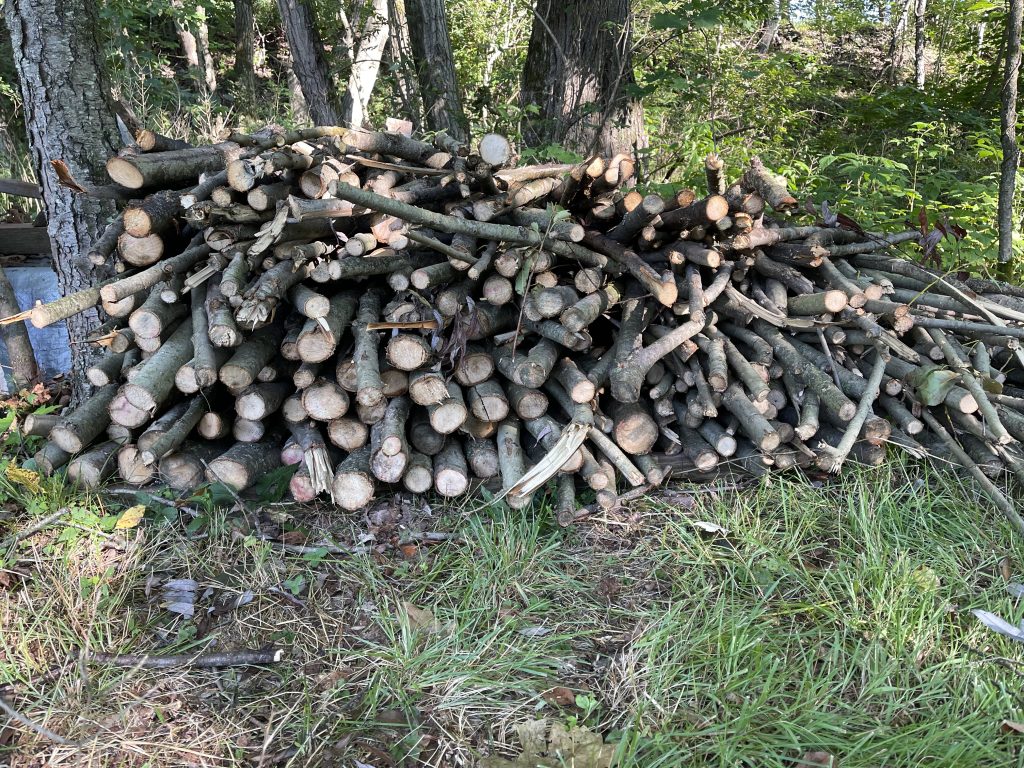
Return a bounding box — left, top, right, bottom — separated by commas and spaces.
12, 124, 1024, 527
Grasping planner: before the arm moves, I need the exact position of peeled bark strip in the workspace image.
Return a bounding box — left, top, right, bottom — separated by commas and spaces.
207, 440, 281, 491
50, 384, 118, 454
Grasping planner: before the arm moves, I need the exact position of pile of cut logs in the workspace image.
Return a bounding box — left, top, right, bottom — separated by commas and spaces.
12, 124, 1024, 529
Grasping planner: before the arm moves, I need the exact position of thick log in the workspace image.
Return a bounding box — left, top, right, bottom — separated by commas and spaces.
207, 440, 281, 491
331, 446, 375, 511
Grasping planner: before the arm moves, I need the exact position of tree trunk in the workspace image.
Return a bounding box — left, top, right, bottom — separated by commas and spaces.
405, 0, 466, 140
999, 0, 1023, 265
914, 0, 927, 89
279, 43, 311, 125
5, 0, 121, 400
886, 0, 911, 82
171, 0, 217, 97
234, 0, 256, 100
0, 265, 38, 388
275, 0, 340, 125
386, 0, 424, 127
520, 0, 645, 157
342, 0, 389, 128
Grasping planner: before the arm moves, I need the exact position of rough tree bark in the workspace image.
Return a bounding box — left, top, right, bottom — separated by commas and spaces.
914, 0, 927, 89
999, 0, 1023, 265
405, 0, 466, 140
275, 0, 341, 125
5, 0, 121, 399
342, 0, 390, 128
234, 0, 256, 100
520, 0, 646, 157
386, 0, 424, 127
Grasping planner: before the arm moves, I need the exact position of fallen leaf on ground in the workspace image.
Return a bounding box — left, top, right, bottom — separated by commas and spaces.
973, 609, 1024, 643
518, 625, 552, 638
910, 565, 940, 592
692, 520, 728, 535
402, 602, 441, 633
5, 464, 40, 494
480, 719, 615, 767
799, 751, 837, 767
115, 505, 146, 530
1001, 720, 1024, 734
542, 687, 575, 707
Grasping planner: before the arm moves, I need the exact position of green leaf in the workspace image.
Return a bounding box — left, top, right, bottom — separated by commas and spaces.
907, 364, 959, 406
251, 465, 297, 504
650, 12, 689, 30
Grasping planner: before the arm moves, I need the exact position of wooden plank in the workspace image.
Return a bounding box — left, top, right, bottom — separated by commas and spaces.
0, 224, 51, 255
0, 179, 42, 198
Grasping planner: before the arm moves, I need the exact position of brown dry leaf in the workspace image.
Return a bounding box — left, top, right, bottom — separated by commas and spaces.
278, 529, 308, 545
399, 543, 419, 559
401, 602, 441, 633
1000, 720, 1024, 734
50, 159, 88, 194
479, 719, 615, 768
115, 505, 145, 530
1000, 556, 1013, 582
542, 686, 575, 707
800, 751, 838, 767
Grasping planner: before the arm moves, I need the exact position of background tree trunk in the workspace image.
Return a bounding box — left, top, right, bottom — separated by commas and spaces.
5, 0, 120, 399
998, 0, 1023, 265
520, 0, 646, 157
342, 0, 390, 128
914, 0, 927, 88
275, 0, 341, 125
886, 0, 911, 82
386, 0, 424, 128
405, 0, 466, 140
234, 0, 256, 100
171, 0, 217, 97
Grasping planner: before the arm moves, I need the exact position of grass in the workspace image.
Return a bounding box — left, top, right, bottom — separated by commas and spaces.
1, 455, 1024, 766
